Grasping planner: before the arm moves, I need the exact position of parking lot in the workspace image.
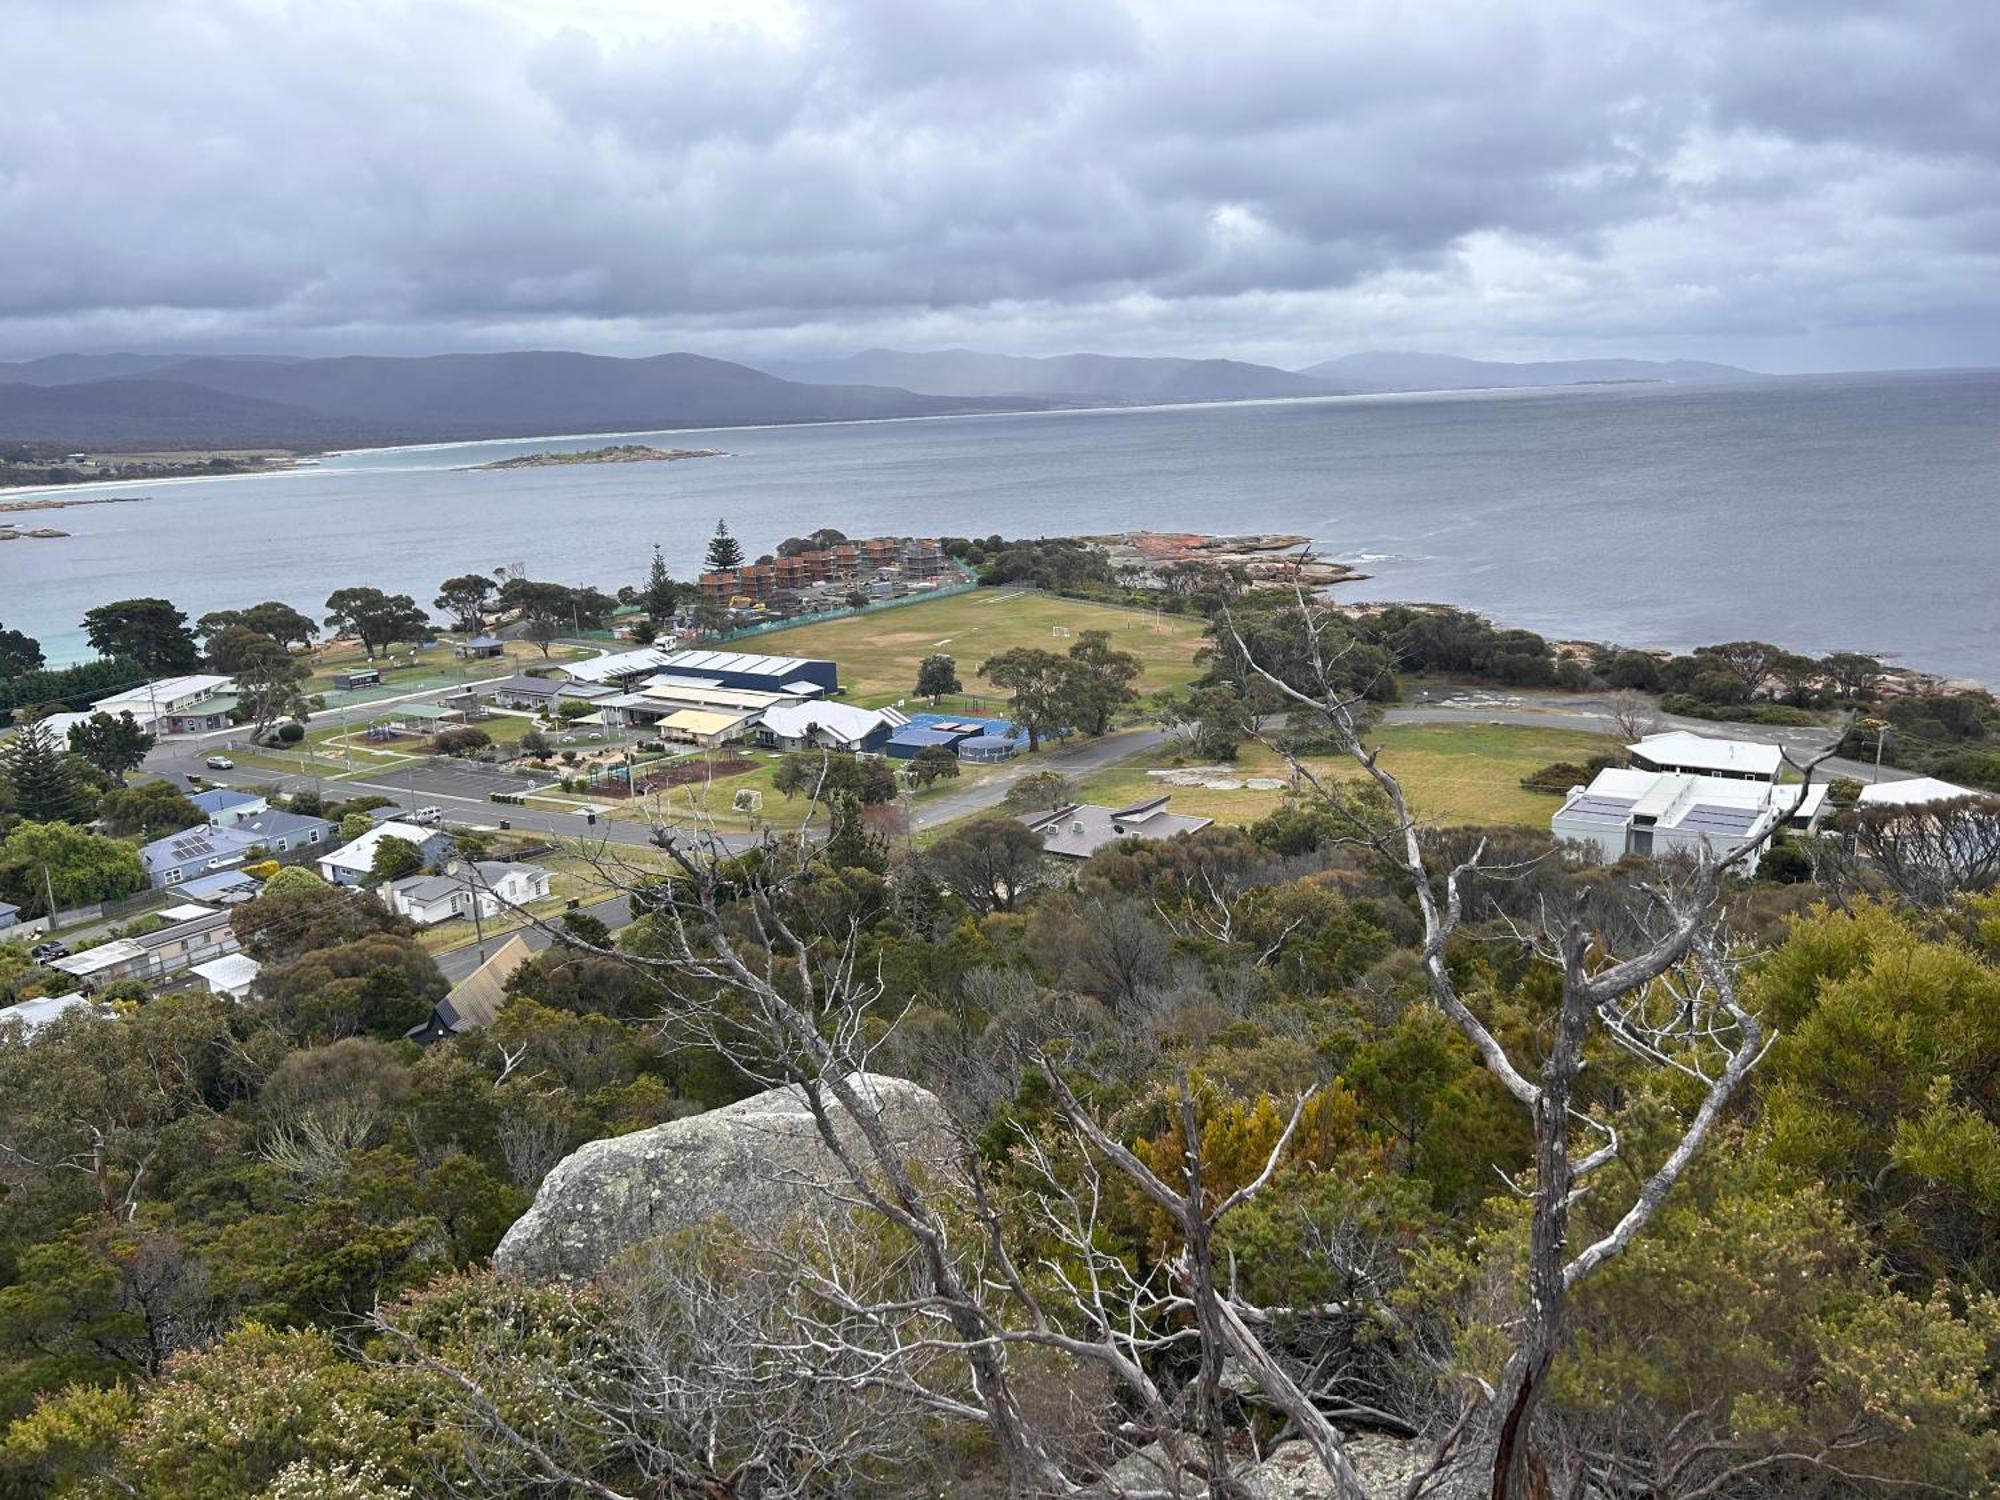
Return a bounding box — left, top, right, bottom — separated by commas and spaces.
348, 759, 552, 805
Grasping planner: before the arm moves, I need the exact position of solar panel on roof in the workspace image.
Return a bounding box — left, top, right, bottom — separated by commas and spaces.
1676, 804, 1763, 835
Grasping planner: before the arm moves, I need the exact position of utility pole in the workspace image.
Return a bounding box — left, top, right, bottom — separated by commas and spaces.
42, 865, 58, 925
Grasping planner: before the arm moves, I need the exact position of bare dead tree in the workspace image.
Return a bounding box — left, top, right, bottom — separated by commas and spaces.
1603, 690, 1659, 746
1218, 568, 1835, 1500
1033, 1061, 1378, 1500
1832, 794, 2000, 908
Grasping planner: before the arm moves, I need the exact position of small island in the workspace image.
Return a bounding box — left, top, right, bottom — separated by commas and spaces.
468, 443, 726, 471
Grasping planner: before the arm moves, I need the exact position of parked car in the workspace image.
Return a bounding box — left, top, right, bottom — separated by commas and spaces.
205, 754, 235, 770
410, 806, 445, 826
29, 941, 69, 963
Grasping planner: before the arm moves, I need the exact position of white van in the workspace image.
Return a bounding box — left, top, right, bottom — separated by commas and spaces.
410, 806, 445, 827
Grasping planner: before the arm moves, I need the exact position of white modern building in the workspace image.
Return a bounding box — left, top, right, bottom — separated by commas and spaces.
1553, 767, 1828, 864
1626, 731, 1783, 783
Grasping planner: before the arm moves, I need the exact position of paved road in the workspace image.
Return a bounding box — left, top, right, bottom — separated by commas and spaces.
910, 725, 1173, 828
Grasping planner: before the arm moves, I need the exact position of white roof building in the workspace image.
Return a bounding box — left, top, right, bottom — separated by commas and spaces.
190, 953, 261, 1000
1856, 776, 1983, 808
1554, 767, 1827, 865
559, 647, 680, 685
1626, 731, 1783, 783
318, 820, 447, 883
0, 993, 101, 1036
758, 700, 909, 751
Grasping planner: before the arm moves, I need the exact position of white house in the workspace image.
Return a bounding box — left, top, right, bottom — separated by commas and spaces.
1626, 730, 1783, 783
318, 820, 453, 885
381, 860, 551, 926
757, 700, 909, 753
1553, 767, 1828, 865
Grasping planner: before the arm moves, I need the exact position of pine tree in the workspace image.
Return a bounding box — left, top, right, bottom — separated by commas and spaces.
643, 545, 681, 619
703, 521, 745, 572
1, 720, 92, 824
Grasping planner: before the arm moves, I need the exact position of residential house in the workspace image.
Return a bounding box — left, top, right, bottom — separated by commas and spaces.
318, 820, 453, 886
381, 861, 551, 927
140, 824, 262, 889
456, 636, 506, 660
1626, 731, 1783, 783
405, 934, 534, 1044
1020, 796, 1214, 860
1552, 767, 1827, 865
232, 808, 337, 862
189, 787, 268, 826
131, 907, 240, 980
0, 901, 18, 932
90, 674, 237, 734
757, 701, 909, 753
190, 953, 260, 1000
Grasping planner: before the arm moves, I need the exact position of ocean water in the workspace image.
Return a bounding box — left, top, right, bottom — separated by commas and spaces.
4, 370, 1996, 679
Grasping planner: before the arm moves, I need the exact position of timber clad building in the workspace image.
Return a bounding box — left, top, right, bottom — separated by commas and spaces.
697, 536, 947, 606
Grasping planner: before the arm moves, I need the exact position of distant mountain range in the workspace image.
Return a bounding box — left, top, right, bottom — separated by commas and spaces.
757, 349, 1340, 402
0, 351, 1024, 452
757, 347, 1759, 401
0, 346, 1761, 452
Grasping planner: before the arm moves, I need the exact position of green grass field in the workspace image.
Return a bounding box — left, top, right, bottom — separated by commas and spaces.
742, 590, 1208, 708
1071, 722, 1618, 831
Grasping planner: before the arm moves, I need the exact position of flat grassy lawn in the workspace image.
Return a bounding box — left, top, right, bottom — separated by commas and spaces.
306, 636, 588, 702
743, 591, 1208, 707
1070, 723, 1618, 831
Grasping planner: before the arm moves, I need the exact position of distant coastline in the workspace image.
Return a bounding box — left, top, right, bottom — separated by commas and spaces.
464, 443, 727, 472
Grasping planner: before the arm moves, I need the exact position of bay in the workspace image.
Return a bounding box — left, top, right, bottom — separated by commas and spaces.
4, 369, 1995, 680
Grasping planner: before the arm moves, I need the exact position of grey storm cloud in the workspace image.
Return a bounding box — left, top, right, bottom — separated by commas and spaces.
0, 0, 1995, 369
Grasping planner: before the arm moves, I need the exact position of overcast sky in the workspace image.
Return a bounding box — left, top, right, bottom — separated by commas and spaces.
4, 0, 1995, 372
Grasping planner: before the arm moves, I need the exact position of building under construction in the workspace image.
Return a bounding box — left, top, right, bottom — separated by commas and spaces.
697, 535, 948, 610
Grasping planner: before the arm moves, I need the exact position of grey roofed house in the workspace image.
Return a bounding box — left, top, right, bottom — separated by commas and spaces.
1019, 795, 1214, 860
189, 786, 268, 825
0, 901, 18, 930
139, 824, 263, 889
482, 673, 565, 705
232, 808, 337, 858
